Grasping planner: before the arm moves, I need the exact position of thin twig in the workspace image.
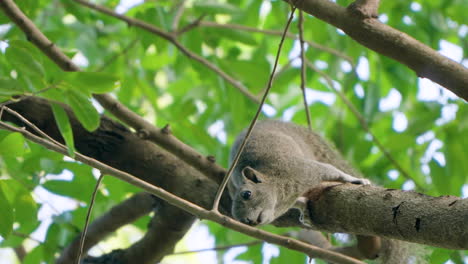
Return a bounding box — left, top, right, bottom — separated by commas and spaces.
0, 0, 228, 185
170, 240, 262, 255
171, 0, 186, 31
176, 14, 206, 36
13, 231, 45, 245
13, 245, 26, 262
305, 60, 423, 189
298, 10, 312, 130
2, 106, 64, 149
97, 38, 139, 72
72, 0, 259, 103
211, 4, 298, 211
76, 173, 104, 264
0, 119, 365, 264
0, 106, 88, 235
257, 56, 297, 97
197, 21, 354, 66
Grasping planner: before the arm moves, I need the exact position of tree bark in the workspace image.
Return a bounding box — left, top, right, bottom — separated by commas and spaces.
4, 96, 232, 263
4, 96, 232, 213
304, 182, 468, 249
57, 193, 156, 263
287, 0, 468, 101
3, 96, 467, 257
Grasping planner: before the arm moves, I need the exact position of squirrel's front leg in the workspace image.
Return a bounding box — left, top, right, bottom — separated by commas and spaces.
313, 161, 371, 185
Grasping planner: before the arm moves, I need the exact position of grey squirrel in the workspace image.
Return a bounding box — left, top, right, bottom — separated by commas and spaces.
227, 120, 417, 263
227, 120, 370, 226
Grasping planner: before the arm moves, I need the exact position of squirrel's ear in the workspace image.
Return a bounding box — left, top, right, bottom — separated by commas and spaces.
242, 167, 262, 183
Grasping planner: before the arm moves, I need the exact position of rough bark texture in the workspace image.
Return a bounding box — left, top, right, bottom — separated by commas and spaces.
3, 96, 466, 263
288, 0, 468, 101
122, 202, 195, 263
4, 96, 232, 212
57, 193, 156, 263
83, 202, 195, 264
4, 96, 232, 263
305, 182, 468, 249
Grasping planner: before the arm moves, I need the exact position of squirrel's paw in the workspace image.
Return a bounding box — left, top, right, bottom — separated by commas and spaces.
351, 178, 371, 185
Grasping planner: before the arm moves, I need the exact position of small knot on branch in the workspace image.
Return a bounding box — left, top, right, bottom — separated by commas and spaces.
161, 124, 171, 134
136, 129, 150, 139
207, 155, 216, 163
347, 0, 380, 19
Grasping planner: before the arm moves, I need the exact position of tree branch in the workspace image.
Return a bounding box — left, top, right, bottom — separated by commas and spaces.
171, 0, 186, 32
305, 60, 423, 189
302, 182, 468, 249
118, 202, 195, 263
298, 10, 312, 130
96, 38, 139, 72
288, 0, 468, 101
0, 0, 228, 185
347, 0, 381, 18
198, 21, 354, 66
0, 106, 365, 264
4, 97, 228, 264
83, 201, 196, 264
57, 192, 156, 264
71, 0, 259, 103
212, 3, 299, 211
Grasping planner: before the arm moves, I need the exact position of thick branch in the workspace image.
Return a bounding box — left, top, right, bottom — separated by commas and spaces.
305, 59, 422, 189
198, 21, 354, 65
120, 202, 195, 263
83, 202, 196, 264
303, 182, 468, 249
3, 97, 230, 212
71, 0, 259, 103
0, 0, 228, 185
57, 193, 156, 264
2, 98, 363, 264
289, 0, 468, 101
347, 0, 380, 18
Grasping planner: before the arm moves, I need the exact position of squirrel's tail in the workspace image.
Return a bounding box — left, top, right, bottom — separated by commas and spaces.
379, 239, 427, 264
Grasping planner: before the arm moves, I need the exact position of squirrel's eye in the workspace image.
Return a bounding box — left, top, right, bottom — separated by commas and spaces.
241, 190, 252, 200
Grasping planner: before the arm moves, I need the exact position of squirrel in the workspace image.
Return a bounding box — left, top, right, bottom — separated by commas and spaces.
227, 120, 370, 226
227, 120, 418, 263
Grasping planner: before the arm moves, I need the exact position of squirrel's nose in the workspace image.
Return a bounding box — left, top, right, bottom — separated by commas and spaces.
257, 213, 263, 224
241, 218, 256, 226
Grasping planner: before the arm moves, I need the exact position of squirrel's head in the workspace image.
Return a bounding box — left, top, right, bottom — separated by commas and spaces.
231, 166, 277, 226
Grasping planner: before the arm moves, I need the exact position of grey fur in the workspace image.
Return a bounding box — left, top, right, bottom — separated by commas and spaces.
228, 120, 370, 226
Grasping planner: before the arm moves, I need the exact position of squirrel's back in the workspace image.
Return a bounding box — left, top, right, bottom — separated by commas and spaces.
230, 120, 357, 177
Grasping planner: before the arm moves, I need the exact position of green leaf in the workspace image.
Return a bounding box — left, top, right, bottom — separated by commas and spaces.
236, 243, 263, 263
0, 12, 9, 24
5, 41, 45, 78
450, 250, 464, 264
0, 181, 14, 238
43, 179, 91, 202
13, 189, 38, 228
64, 90, 100, 131
204, 28, 258, 46
363, 82, 380, 123
220, 59, 269, 92
0, 132, 27, 157
51, 103, 76, 157
0, 180, 38, 233
429, 159, 451, 195
0, 77, 25, 97
430, 248, 451, 263
193, 2, 240, 15
271, 246, 307, 264
65, 72, 119, 94
23, 245, 44, 264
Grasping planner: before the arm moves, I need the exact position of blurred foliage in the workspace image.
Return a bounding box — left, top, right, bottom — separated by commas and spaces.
0, 0, 467, 263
